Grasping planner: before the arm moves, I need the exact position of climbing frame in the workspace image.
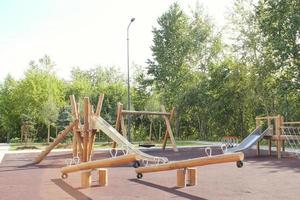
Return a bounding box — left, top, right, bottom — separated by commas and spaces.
33, 94, 104, 164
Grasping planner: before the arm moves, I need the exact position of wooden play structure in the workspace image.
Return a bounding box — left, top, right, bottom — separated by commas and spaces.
61, 154, 140, 187
34, 94, 171, 164
135, 152, 244, 188
33, 94, 171, 188
34, 95, 104, 164
256, 115, 300, 159
114, 102, 178, 152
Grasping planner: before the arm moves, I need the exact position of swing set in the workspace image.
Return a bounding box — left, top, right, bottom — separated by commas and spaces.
113, 102, 178, 152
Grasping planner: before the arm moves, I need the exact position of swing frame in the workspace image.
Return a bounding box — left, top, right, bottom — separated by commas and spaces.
113, 103, 178, 152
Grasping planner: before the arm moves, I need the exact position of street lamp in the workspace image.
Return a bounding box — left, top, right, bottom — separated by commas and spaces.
127, 17, 135, 142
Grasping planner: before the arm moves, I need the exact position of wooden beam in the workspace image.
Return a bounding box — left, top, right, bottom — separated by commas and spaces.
122, 110, 171, 116
275, 115, 282, 159
87, 130, 97, 161
255, 116, 280, 120
136, 152, 244, 174
34, 122, 76, 164
75, 131, 84, 160
256, 141, 260, 156
161, 105, 178, 152
70, 95, 79, 120
113, 103, 123, 148
72, 127, 78, 157
162, 107, 175, 150
83, 97, 90, 162
283, 121, 300, 125
120, 116, 127, 138
95, 94, 104, 116
61, 154, 137, 175
268, 138, 272, 156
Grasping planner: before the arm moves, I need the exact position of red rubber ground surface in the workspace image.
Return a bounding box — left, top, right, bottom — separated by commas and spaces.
0, 147, 300, 200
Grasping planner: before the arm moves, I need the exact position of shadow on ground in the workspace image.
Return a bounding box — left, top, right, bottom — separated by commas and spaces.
129, 179, 207, 200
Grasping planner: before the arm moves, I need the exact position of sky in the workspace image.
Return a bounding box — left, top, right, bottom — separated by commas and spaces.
0, 0, 233, 82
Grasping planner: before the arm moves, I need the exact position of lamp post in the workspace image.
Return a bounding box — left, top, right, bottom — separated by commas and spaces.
127, 17, 135, 142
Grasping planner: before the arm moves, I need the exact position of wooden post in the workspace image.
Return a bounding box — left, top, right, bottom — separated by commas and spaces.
98, 169, 108, 187
256, 141, 260, 156
162, 107, 175, 150
275, 115, 282, 159
75, 131, 84, 160
161, 106, 178, 152
83, 97, 90, 162
120, 116, 127, 138
81, 171, 91, 188
72, 127, 78, 157
187, 168, 197, 186
70, 95, 80, 158
113, 103, 123, 148
268, 139, 272, 156
95, 94, 104, 116
87, 130, 97, 161
177, 169, 186, 187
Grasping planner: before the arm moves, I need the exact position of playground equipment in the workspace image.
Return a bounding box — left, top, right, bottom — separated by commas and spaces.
113, 102, 178, 152
61, 154, 138, 179
225, 115, 300, 159
135, 152, 244, 187
225, 127, 271, 153
33, 95, 102, 164
255, 115, 300, 159
281, 122, 300, 158
90, 115, 168, 163
221, 136, 239, 148
34, 94, 168, 165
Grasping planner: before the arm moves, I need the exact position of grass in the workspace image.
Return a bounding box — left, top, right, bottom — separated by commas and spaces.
9, 140, 210, 151
10, 143, 48, 151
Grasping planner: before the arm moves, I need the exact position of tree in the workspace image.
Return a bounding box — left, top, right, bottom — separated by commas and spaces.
40, 96, 59, 143
256, 0, 300, 76
0, 75, 19, 142
146, 3, 193, 106
12, 55, 65, 141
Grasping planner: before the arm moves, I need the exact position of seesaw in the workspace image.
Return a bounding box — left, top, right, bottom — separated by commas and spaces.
135, 152, 244, 187
61, 153, 139, 178
61, 153, 141, 187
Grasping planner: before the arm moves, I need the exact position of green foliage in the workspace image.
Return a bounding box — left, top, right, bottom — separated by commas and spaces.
0, 1, 299, 143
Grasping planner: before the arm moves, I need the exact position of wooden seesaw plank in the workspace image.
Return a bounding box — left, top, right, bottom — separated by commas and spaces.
61, 154, 137, 176
135, 152, 244, 174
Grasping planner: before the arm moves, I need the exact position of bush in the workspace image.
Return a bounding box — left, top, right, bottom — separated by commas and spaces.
10, 137, 20, 143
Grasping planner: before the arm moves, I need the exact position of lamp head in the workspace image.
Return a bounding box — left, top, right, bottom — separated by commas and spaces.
131, 18, 135, 22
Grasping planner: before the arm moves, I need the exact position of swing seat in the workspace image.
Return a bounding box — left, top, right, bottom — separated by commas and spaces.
139, 144, 155, 148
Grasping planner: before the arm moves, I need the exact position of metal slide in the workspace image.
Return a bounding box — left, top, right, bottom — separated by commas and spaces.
92, 116, 168, 164
225, 127, 271, 153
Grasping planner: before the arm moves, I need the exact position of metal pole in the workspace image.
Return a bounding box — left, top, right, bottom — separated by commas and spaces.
127, 18, 135, 142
